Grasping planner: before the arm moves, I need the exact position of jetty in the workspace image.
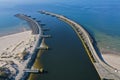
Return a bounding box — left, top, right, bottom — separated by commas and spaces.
15, 14, 49, 80
40, 35, 51, 38
39, 10, 120, 80
23, 69, 39, 73
15, 14, 42, 34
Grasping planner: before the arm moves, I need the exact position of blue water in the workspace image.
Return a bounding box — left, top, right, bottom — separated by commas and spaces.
1, 0, 120, 54
0, 0, 120, 36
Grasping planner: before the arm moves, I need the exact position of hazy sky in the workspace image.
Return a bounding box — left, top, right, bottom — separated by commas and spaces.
0, 0, 48, 3
0, 0, 57, 9
0, 0, 77, 5
0, 0, 60, 4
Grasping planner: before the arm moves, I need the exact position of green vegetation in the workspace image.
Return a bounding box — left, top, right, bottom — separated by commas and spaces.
0, 67, 10, 79
22, 49, 28, 56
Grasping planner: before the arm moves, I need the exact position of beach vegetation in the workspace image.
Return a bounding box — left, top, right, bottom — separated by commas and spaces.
0, 67, 10, 79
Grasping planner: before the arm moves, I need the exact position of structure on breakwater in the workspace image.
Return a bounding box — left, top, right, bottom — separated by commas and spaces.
37, 38, 49, 50
39, 10, 120, 80
23, 69, 39, 73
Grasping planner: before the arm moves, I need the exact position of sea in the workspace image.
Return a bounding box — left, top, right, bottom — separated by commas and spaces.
0, 0, 120, 80
0, 0, 120, 52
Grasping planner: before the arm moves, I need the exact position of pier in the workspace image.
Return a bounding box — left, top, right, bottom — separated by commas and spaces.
15, 14, 43, 80
37, 38, 49, 50
16, 13, 51, 80
40, 35, 51, 38
24, 68, 44, 73
15, 14, 50, 80
39, 10, 120, 80
23, 69, 39, 73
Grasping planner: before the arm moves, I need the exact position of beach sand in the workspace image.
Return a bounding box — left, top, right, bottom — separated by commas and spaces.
0, 31, 32, 52
0, 31, 34, 79
94, 30, 120, 70
101, 49, 120, 70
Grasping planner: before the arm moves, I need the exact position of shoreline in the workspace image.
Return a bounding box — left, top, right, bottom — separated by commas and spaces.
79, 24, 120, 70
0, 30, 42, 80
0, 28, 30, 37
0, 31, 35, 79
100, 48, 120, 70
81, 28, 120, 70
84, 28, 120, 70
14, 13, 44, 80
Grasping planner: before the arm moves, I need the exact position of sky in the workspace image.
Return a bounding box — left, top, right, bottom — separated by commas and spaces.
0, 0, 54, 7
0, 0, 79, 6
1, 0, 119, 14
0, 0, 55, 10
0, 0, 61, 5
0, 0, 120, 7
0, 0, 48, 3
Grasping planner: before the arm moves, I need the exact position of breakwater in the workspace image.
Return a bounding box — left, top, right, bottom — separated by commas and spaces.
39, 10, 120, 80
15, 14, 43, 80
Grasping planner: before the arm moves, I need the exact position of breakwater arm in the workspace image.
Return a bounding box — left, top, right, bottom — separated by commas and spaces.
15, 14, 42, 35
39, 10, 120, 80
15, 14, 43, 80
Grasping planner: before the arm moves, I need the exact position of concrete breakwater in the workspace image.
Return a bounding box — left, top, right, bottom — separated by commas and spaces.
15, 14, 43, 80
39, 10, 120, 80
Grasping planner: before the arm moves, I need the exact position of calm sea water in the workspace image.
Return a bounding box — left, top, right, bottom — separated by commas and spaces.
0, 0, 120, 50
1, 0, 120, 36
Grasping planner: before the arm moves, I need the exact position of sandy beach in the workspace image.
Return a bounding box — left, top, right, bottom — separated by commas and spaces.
94, 29, 120, 70
100, 48, 120, 70
0, 31, 38, 79
0, 31, 32, 52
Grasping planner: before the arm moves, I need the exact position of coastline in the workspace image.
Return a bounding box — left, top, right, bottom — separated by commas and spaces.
0, 28, 30, 37
100, 48, 120, 70
83, 28, 120, 70
94, 31, 120, 70
0, 30, 42, 80
88, 28, 120, 70
88, 30, 120, 70
0, 30, 32, 51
